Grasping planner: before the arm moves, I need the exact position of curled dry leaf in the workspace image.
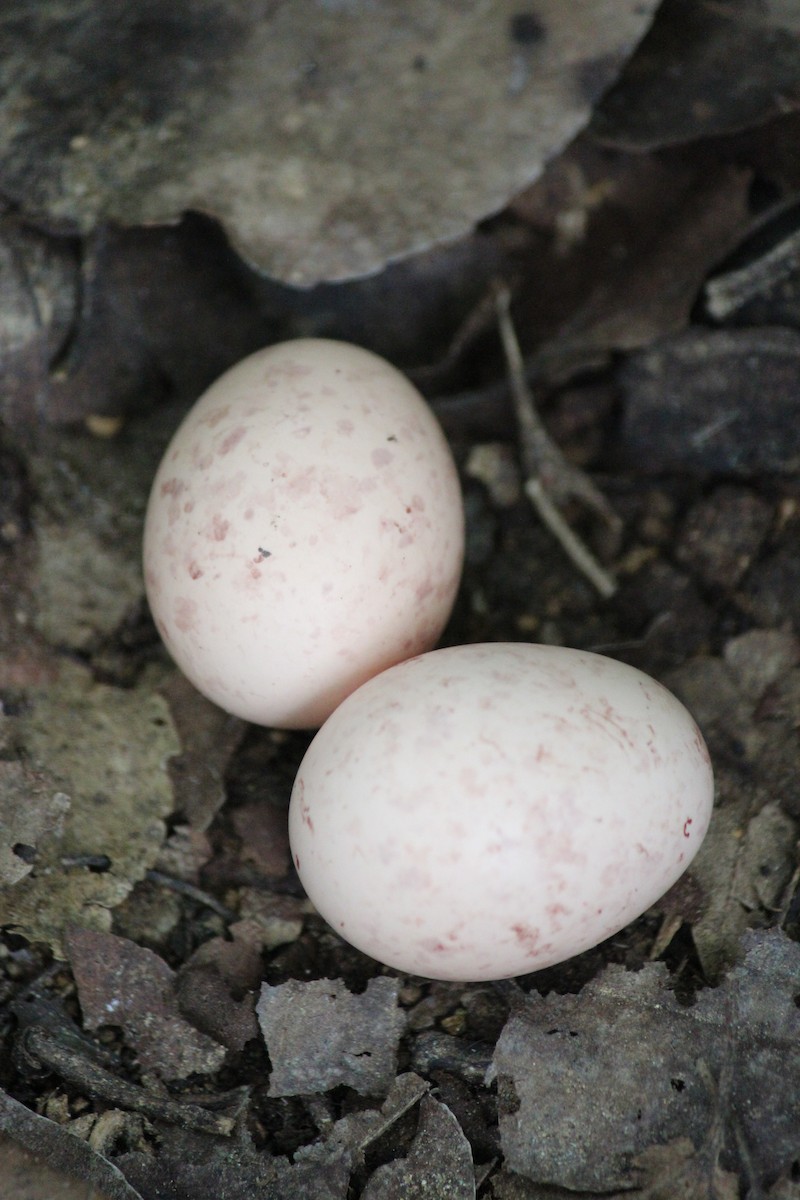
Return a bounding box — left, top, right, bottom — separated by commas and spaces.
0, 0, 659, 284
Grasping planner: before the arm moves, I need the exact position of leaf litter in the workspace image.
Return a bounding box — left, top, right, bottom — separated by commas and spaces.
0, 0, 660, 285
1, 3, 800, 1197
492, 930, 800, 1193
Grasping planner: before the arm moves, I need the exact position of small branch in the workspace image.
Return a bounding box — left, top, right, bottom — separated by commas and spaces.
18, 1025, 235, 1137
525, 479, 617, 600
494, 283, 619, 598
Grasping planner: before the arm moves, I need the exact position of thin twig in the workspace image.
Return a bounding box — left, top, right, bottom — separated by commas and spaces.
525, 479, 617, 599
146, 869, 237, 922
18, 1025, 235, 1136
494, 283, 619, 598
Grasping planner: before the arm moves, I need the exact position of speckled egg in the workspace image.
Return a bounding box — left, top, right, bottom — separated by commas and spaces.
288, 642, 714, 981
143, 339, 464, 727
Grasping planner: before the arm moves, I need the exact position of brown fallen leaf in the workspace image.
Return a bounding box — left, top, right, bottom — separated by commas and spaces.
592, 0, 800, 149
66, 927, 226, 1081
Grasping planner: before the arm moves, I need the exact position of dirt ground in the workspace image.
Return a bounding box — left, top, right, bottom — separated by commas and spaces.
1, 3, 800, 1198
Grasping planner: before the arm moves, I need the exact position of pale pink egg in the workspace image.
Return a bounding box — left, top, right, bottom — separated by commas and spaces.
288, 642, 714, 981
143, 339, 464, 727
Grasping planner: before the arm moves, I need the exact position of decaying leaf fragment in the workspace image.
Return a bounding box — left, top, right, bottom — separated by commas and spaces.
688, 798, 796, 980
0, 0, 659, 285
25, 417, 171, 652
0, 661, 179, 955
361, 1094, 475, 1200
618, 328, 800, 475
0, 757, 69, 886
593, 0, 800, 149
66, 928, 227, 1081
257, 976, 406, 1097
492, 929, 800, 1193
664, 639, 800, 977
0, 1091, 143, 1200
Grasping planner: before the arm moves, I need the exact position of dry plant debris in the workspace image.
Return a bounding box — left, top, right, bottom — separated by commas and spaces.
592, 0, 800, 148
257, 977, 406, 1097
1, 2, 800, 1196
66, 928, 227, 1081
618, 328, 800, 475
0, 0, 659, 285
492, 930, 800, 1191
0, 663, 179, 955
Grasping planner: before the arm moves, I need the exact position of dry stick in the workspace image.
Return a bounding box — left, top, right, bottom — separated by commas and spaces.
494, 284, 619, 600
19, 1025, 235, 1137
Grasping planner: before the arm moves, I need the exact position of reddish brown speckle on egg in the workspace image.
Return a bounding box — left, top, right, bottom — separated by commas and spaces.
211, 514, 229, 541
218, 425, 248, 455
160, 477, 185, 498
174, 597, 198, 633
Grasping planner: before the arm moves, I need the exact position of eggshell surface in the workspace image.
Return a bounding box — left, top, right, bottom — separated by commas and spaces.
143, 339, 464, 728
289, 642, 714, 981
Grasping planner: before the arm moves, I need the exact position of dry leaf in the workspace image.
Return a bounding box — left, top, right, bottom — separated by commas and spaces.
492, 929, 800, 1193
160, 673, 246, 832
0, 1093, 143, 1200
618, 328, 800, 475
593, 0, 800, 149
25, 419, 170, 652
688, 797, 796, 980
66, 927, 226, 1080
0, 662, 179, 955
0, 758, 69, 886
361, 1094, 475, 1200
295, 1072, 430, 1171
257, 976, 406, 1097
115, 1123, 351, 1200
621, 1137, 740, 1200
0, 0, 659, 284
